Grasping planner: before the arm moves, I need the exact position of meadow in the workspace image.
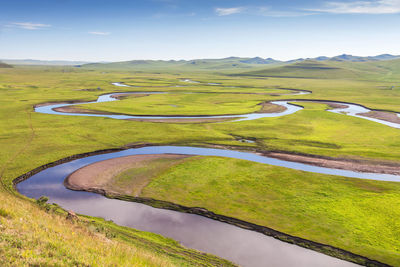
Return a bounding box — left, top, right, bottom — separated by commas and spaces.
1, 59, 400, 265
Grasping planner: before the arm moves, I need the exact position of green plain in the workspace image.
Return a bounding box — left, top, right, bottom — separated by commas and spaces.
1, 59, 400, 265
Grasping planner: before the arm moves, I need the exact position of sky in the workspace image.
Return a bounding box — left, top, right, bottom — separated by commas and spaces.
1, 0, 400, 61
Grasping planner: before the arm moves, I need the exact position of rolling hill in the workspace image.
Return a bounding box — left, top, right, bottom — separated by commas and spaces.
1, 59, 92, 66
235, 58, 400, 81
235, 60, 365, 79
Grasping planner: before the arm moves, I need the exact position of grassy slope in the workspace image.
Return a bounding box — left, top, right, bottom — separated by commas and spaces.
0, 188, 233, 266
1, 62, 400, 265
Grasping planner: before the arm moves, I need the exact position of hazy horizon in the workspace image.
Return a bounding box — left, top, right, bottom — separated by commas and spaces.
2, 52, 399, 63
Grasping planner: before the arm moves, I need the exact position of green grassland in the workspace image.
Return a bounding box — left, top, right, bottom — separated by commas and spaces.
1, 60, 400, 265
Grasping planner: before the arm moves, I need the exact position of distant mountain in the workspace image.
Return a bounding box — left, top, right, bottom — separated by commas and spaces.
0, 62, 12, 68
82, 57, 283, 70
239, 57, 280, 64
81, 54, 400, 71
330, 54, 366, 62
286, 54, 400, 63
329, 54, 400, 62
370, 54, 400, 60
1, 59, 94, 66
314, 56, 330, 61
3, 54, 399, 68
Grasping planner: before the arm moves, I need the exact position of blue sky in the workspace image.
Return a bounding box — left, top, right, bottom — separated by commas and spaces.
1, 0, 400, 61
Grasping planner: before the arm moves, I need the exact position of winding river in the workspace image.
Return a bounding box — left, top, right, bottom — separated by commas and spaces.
35, 91, 303, 122
35, 82, 400, 128
17, 146, 368, 267
20, 80, 400, 266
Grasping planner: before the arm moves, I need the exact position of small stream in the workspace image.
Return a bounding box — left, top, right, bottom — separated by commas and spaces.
328, 103, 400, 129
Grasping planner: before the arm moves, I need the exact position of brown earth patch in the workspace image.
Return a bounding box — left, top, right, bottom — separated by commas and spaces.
257, 102, 287, 113
65, 154, 191, 197
357, 111, 400, 124
263, 151, 400, 175
319, 102, 349, 109
110, 93, 150, 100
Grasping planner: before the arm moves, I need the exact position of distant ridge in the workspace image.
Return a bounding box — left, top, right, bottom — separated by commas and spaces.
80, 57, 282, 70
235, 56, 400, 80
2, 54, 399, 69
1, 59, 94, 66
239, 57, 279, 64
80, 54, 400, 70
329, 54, 400, 62
0, 61, 12, 68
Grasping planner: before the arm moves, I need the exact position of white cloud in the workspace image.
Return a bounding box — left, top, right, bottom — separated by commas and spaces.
307, 0, 400, 14
215, 7, 245, 16
215, 6, 311, 17
10, 22, 51, 30
89, 31, 110, 35
258, 7, 315, 17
